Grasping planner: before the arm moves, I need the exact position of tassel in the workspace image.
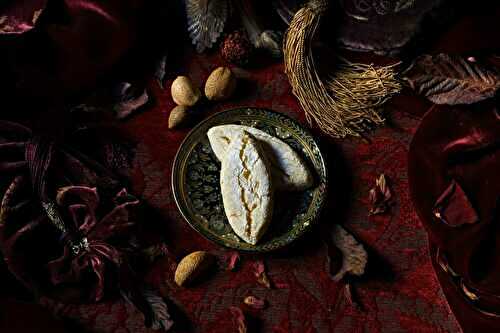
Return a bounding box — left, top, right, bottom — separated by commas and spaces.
283, 0, 401, 138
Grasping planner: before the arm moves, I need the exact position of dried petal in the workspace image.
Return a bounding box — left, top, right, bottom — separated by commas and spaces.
229, 306, 247, 333
368, 174, 392, 215
223, 251, 240, 271
253, 260, 271, 288
112, 82, 149, 119
214, 250, 240, 271
141, 243, 169, 263
331, 225, 367, 281
403, 54, 500, 105
244, 296, 266, 310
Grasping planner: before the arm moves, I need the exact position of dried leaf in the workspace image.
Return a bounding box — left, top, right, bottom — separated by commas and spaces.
229, 306, 247, 333
331, 225, 367, 281
154, 55, 168, 88
369, 174, 392, 215
243, 296, 266, 309
403, 54, 500, 105
113, 82, 149, 119
185, 0, 228, 53
253, 260, 272, 288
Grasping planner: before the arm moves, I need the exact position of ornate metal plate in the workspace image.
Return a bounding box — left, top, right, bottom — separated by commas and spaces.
172, 108, 327, 252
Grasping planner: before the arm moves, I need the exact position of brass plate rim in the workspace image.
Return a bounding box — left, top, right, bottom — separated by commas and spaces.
171, 107, 328, 253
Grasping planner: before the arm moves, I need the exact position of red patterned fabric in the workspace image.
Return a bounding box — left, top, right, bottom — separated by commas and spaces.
2, 1, 500, 332
40, 54, 461, 332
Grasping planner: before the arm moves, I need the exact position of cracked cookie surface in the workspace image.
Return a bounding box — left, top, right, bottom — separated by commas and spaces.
208, 125, 313, 191
219, 131, 273, 244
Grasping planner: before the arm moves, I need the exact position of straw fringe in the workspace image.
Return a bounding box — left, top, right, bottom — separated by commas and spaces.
283, 0, 402, 138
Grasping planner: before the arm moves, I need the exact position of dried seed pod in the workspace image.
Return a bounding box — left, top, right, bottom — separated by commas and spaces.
205, 67, 237, 101
171, 76, 201, 106
221, 31, 253, 66
174, 251, 213, 286
168, 105, 190, 129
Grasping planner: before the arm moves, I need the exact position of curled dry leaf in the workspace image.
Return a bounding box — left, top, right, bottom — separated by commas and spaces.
403, 54, 500, 105
244, 296, 266, 310
253, 260, 272, 288
369, 174, 392, 215
331, 225, 367, 281
229, 306, 247, 333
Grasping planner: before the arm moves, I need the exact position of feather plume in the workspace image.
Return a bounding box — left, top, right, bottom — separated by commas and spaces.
185, 0, 228, 52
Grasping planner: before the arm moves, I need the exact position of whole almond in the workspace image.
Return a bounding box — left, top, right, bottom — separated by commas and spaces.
174, 251, 213, 286
204, 67, 237, 101
171, 76, 201, 106
168, 105, 189, 129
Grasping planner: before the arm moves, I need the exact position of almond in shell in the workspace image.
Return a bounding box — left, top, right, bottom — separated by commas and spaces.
168, 105, 190, 129
171, 76, 201, 106
205, 67, 237, 101
174, 251, 214, 286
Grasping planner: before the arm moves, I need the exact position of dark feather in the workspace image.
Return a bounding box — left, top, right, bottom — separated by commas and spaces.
121, 285, 174, 331
185, 0, 229, 52
403, 54, 500, 105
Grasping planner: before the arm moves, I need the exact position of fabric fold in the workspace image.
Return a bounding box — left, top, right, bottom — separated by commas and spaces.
409, 102, 500, 332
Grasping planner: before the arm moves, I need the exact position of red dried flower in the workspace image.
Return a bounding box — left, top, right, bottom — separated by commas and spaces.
368, 174, 392, 215
252, 260, 272, 288
221, 31, 253, 66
